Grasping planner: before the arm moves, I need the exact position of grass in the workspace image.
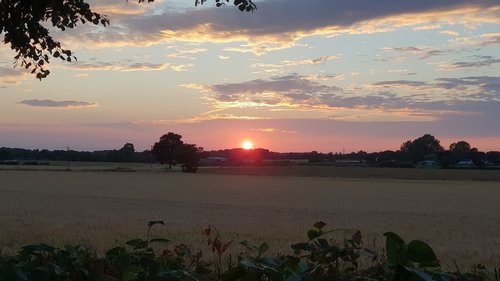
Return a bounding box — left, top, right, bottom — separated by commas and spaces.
0, 169, 499, 269
199, 165, 500, 181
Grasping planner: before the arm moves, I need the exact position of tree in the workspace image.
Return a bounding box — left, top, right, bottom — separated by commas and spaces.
151, 132, 203, 172
399, 134, 444, 163
152, 132, 184, 170
0, 0, 256, 79
449, 141, 471, 162
118, 143, 135, 162
175, 143, 203, 173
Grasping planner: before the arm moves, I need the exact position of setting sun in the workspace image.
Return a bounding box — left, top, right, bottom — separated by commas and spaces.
242, 140, 254, 150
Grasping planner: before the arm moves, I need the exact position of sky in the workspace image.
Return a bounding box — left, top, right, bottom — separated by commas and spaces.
1, 0, 499, 152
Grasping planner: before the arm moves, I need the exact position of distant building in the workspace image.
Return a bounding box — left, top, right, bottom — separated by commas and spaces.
199, 157, 227, 165
457, 160, 474, 166
418, 160, 436, 166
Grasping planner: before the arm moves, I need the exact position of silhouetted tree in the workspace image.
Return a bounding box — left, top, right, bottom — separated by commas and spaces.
117, 143, 135, 162
175, 144, 203, 173
400, 134, 444, 163
449, 141, 471, 162
0, 0, 256, 79
152, 132, 184, 170
308, 151, 322, 163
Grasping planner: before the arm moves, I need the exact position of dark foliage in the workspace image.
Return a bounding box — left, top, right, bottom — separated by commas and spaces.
0, 222, 496, 281
152, 132, 184, 170
151, 132, 203, 173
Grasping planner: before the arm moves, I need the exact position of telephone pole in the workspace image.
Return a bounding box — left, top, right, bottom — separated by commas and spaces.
66, 146, 70, 170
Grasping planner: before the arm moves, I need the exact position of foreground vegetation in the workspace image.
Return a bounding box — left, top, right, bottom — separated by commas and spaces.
1, 222, 498, 281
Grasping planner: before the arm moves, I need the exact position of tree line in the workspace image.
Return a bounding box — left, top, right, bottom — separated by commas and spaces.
0, 132, 203, 172
2, 133, 500, 170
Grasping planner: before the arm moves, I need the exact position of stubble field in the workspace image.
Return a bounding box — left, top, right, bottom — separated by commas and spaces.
0, 169, 499, 268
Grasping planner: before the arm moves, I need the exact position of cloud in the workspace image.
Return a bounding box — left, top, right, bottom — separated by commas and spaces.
251, 128, 298, 134
205, 73, 342, 104
480, 32, 500, 46
250, 56, 340, 74
67, 61, 192, 72
18, 99, 98, 108
448, 32, 500, 47
0, 66, 31, 86
378, 46, 449, 61
74, 73, 89, 78
91, 1, 151, 16
185, 73, 500, 123
166, 47, 208, 59
281, 55, 338, 66
412, 24, 442, 31
440, 30, 459, 36
62, 0, 500, 54
179, 83, 208, 91
438, 58, 500, 70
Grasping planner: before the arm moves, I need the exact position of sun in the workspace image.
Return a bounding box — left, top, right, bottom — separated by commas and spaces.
242, 140, 254, 150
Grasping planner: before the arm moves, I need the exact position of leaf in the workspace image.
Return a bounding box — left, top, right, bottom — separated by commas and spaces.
307, 229, 321, 240
315, 238, 329, 249
383, 232, 409, 266
285, 274, 302, 281
240, 260, 260, 270
95, 274, 117, 281
314, 221, 326, 230
28, 267, 50, 281
2, 264, 28, 281
403, 266, 433, 281
222, 266, 246, 281
21, 243, 55, 254
149, 238, 170, 244
256, 257, 279, 270
148, 220, 165, 228
126, 239, 148, 249
257, 242, 269, 256
407, 240, 439, 266
157, 270, 181, 279
290, 243, 310, 253
105, 246, 127, 259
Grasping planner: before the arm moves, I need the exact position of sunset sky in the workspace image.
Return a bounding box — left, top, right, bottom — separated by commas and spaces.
1, 0, 499, 152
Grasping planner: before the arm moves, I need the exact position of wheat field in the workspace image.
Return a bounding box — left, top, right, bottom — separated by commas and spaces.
0, 169, 499, 268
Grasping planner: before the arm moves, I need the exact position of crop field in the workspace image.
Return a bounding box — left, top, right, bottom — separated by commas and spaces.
0, 169, 499, 268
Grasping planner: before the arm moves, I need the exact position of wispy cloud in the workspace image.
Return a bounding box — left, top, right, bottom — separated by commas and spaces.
0, 66, 30, 86
480, 32, 500, 46
378, 46, 449, 61
413, 24, 441, 31
92, 1, 151, 16
438, 58, 500, 70
166, 47, 208, 59
440, 30, 459, 36
252, 128, 298, 134
67, 61, 192, 72
282, 55, 338, 66
18, 99, 98, 108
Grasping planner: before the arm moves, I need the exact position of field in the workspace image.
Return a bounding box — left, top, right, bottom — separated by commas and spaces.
0, 168, 499, 269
